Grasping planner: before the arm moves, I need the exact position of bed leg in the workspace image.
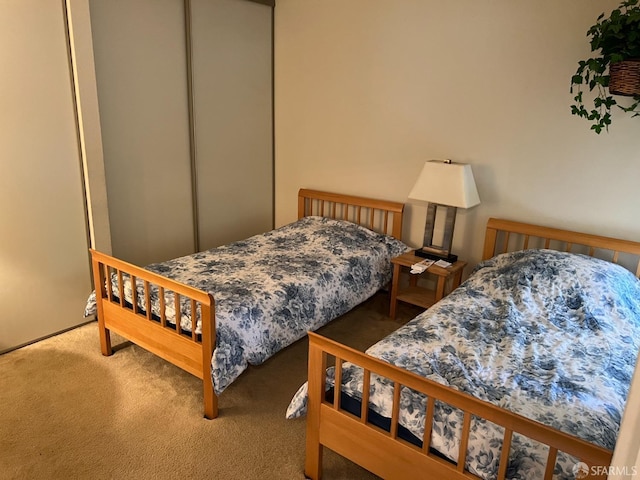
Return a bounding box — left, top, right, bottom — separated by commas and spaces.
201, 298, 218, 419
99, 325, 113, 356
305, 334, 326, 479
304, 443, 323, 480
91, 252, 113, 357
203, 381, 218, 420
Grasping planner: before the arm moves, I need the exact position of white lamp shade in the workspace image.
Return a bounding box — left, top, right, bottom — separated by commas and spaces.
407, 160, 480, 208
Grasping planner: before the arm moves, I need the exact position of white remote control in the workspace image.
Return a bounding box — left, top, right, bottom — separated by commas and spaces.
434, 259, 452, 268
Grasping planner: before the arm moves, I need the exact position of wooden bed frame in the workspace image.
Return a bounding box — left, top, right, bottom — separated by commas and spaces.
90, 189, 404, 419
305, 217, 640, 480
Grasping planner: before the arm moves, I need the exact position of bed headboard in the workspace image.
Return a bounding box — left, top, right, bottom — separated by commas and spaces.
298, 189, 404, 240
483, 217, 640, 278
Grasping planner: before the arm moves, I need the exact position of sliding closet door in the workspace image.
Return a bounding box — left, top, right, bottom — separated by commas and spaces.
191, 0, 273, 250
0, 1, 92, 352
89, 0, 195, 266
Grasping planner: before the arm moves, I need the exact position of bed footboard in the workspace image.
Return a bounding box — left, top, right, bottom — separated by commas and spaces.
90, 249, 218, 419
305, 332, 613, 480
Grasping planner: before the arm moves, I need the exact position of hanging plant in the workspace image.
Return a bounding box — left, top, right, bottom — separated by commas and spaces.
570, 0, 640, 133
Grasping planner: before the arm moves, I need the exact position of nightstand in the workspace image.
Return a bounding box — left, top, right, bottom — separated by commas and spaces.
389, 251, 467, 320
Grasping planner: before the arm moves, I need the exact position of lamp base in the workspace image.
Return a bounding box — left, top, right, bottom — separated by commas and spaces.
414, 249, 458, 263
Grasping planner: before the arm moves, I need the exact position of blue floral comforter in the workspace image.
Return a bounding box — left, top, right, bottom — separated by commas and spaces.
84, 216, 409, 394
286, 249, 640, 479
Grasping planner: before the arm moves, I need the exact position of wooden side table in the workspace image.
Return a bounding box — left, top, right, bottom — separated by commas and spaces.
389, 251, 467, 320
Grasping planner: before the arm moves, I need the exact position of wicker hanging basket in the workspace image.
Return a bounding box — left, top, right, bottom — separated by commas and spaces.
609, 59, 640, 96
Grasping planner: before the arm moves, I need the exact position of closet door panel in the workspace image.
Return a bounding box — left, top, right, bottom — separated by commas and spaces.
0, 1, 92, 352
192, 0, 273, 250
89, 0, 194, 266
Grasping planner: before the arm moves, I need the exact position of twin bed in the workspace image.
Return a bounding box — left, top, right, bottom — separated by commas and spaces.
288, 218, 640, 480
86, 188, 640, 479
85, 189, 407, 419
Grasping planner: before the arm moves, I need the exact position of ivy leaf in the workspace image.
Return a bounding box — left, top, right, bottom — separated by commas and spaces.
588, 109, 601, 121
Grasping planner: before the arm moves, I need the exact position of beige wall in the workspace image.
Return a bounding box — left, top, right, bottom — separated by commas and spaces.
274, 0, 640, 270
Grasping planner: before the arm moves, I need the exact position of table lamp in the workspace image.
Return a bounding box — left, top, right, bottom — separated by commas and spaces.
408, 159, 480, 262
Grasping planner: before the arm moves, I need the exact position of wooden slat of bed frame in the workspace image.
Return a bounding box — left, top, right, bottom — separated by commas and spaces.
191, 299, 197, 341
360, 370, 371, 424
117, 270, 124, 307
144, 280, 151, 320
545, 447, 559, 480
390, 382, 401, 439
333, 358, 343, 412
159, 286, 166, 326
457, 412, 472, 472
496, 429, 513, 480
131, 274, 138, 314
422, 397, 435, 454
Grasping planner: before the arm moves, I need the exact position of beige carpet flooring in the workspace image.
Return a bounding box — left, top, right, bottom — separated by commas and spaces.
0, 292, 421, 480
